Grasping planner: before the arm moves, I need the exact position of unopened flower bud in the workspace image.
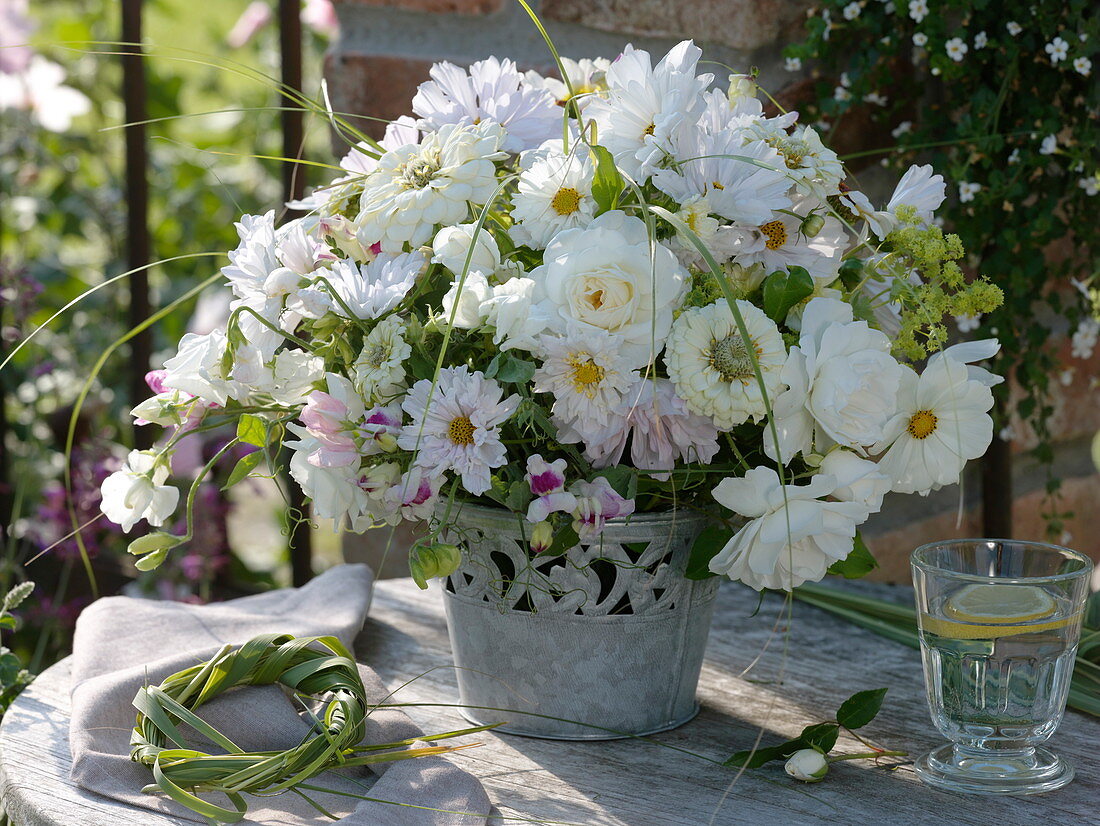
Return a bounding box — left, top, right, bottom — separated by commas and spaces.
801, 212, 826, 238
530, 521, 554, 554
375, 432, 399, 453
784, 749, 829, 782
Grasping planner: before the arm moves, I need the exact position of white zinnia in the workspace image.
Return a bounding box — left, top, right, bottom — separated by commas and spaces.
99, 450, 179, 533
354, 315, 411, 403
533, 326, 637, 453
355, 122, 507, 253
665, 300, 786, 429
511, 144, 597, 249
873, 352, 996, 495
412, 57, 561, 154
709, 466, 868, 590
531, 210, 688, 369
747, 123, 844, 198
398, 366, 520, 495
587, 40, 713, 180
766, 297, 904, 462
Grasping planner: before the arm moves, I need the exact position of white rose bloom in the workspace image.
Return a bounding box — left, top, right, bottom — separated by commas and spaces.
483, 277, 551, 352
873, 352, 995, 495
785, 749, 829, 782
665, 300, 786, 429
162, 330, 235, 406
99, 450, 179, 533
709, 466, 868, 590
531, 210, 688, 368
818, 449, 891, 514
441, 270, 493, 328
765, 297, 904, 463
355, 122, 508, 253
432, 223, 502, 276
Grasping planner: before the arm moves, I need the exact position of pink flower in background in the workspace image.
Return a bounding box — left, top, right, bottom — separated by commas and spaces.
569, 477, 634, 541
524, 454, 576, 523
227, 0, 338, 48
0, 0, 34, 74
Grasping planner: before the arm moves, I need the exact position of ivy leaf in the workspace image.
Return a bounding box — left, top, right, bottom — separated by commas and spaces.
685, 524, 732, 580
800, 722, 839, 753
837, 687, 888, 730
762, 266, 814, 323
223, 450, 265, 490
236, 414, 267, 448
590, 144, 624, 215
827, 532, 878, 579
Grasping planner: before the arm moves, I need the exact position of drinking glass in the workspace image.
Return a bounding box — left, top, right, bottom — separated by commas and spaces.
911, 539, 1092, 794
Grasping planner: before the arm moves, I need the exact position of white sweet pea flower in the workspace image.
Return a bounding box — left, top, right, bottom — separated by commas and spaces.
432, 223, 502, 276
818, 450, 891, 513
709, 466, 868, 590
131, 390, 193, 427
162, 330, 235, 406
785, 749, 829, 782
766, 297, 904, 463
99, 450, 179, 533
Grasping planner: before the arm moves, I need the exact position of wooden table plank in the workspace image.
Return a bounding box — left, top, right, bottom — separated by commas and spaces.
1, 579, 1097, 825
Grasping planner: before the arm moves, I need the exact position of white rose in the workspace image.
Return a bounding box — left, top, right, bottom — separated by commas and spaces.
99, 450, 179, 533
766, 297, 903, 463
784, 749, 829, 782
531, 210, 687, 368
482, 277, 551, 352
432, 223, 501, 276
440, 270, 492, 328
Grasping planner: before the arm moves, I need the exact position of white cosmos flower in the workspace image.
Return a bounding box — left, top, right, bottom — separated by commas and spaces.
533, 326, 637, 454
873, 352, 995, 495
412, 57, 560, 154
665, 300, 786, 429
709, 466, 868, 590
398, 366, 520, 495
766, 297, 904, 462
355, 122, 507, 253
354, 315, 411, 403
99, 450, 179, 533
525, 57, 611, 109
844, 164, 946, 238
511, 144, 597, 249
587, 40, 713, 180
531, 210, 688, 369
320, 252, 424, 320
652, 132, 791, 226
746, 123, 844, 198
731, 197, 846, 286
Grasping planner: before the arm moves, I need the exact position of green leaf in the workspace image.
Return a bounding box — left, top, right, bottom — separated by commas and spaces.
837, 687, 888, 730
593, 466, 633, 498
800, 722, 839, 753
724, 739, 803, 769
545, 523, 580, 557
590, 144, 624, 215
685, 524, 732, 580
0, 617, 16, 631
2, 581, 34, 612
762, 266, 814, 323
504, 480, 533, 513
494, 353, 536, 384
223, 450, 265, 490
236, 414, 267, 448
827, 533, 878, 579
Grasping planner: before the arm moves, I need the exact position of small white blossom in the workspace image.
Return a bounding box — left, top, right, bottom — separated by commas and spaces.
1039, 134, 1058, 156
1008, 148, 1020, 165
834, 85, 852, 102
974, 31, 988, 49
1071, 320, 1099, 360
945, 37, 969, 62
958, 181, 981, 203
1006, 21, 1022, 36
865, 91, 888, 106
1059, 367, 1075, 386
1074, 56, 1092, 76
1045, 37, 1069, 65
840, 72, 852, 88
908, 0, 928, 22
999, 425, 1016, 443
955, 314, 981, 333
892, 120, 913, 137
785, 56, 803, 72
1079, 174, 1100, 196
912, 32, 928, 47
843, 2, 861, 20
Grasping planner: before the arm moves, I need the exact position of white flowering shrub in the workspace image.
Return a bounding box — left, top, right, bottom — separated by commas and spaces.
100, 41, 1004, 591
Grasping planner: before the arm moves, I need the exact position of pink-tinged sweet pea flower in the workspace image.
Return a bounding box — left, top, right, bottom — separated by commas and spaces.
226, 1, 272, 48
301, 0, 339, 37
301, 390, 358, 467
358, 404, 402, 454
145, 369, 170, 394
569, 477, 635, 541
525, 454, 576, 523
383, 466, 444, 521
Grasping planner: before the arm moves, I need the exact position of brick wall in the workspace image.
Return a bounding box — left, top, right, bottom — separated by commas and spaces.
326, 0, 1100, 581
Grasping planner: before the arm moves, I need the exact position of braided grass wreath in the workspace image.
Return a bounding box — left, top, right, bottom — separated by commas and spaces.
131, 633, 488, 824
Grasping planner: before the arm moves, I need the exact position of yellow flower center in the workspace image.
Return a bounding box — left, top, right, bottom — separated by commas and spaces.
551, 186, 582, 216
447, 415, 476, 446
567, 353, 605, 397
643, 122, 656, 136
711, 180, 725, 191
759, 220, 788, 251
907, 409, 938, 440
709, 334, 758, 382
362, 343, 389, 369
399, 156, 440, 189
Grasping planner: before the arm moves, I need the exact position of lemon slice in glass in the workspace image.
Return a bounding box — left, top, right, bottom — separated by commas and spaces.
945, 583, 1056, 624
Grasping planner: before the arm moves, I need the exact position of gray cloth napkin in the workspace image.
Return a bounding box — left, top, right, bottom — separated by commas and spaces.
69, 564, 491, 825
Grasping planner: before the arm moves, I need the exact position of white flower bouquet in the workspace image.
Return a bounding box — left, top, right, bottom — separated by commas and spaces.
101, 40, 1003, 591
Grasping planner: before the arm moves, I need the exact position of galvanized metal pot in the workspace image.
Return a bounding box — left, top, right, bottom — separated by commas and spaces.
440, 503, 719, 740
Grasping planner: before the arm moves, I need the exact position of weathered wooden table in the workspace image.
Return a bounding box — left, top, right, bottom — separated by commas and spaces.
1, 578, 1096, 825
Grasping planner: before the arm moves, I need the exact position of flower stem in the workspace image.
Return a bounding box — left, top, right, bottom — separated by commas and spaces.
827, 750, 908, 763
